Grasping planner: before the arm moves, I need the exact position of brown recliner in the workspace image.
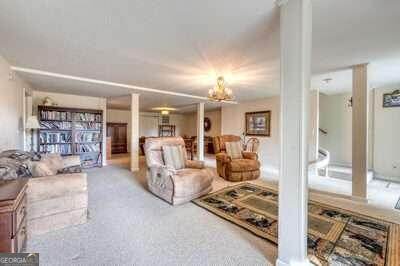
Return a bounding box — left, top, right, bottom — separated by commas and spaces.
213, 135, 260, 182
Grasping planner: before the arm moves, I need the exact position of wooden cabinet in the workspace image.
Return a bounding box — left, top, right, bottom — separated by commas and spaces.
107, 123, 128, 154
0, 179, 28, 253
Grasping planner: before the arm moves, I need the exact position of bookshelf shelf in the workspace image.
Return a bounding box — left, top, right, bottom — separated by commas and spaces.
38, 105, 103, 168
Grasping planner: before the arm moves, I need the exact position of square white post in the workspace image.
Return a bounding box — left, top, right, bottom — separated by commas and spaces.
352, 64, 369, 201
131, 93, 140, 172
196, 102, 205, 161
276, 0, 312, 265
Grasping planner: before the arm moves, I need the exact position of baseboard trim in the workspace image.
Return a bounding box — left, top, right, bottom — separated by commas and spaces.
276, 258, 311, 266
350, 195, 369, 203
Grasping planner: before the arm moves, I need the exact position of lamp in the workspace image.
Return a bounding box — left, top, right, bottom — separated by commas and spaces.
26, 116, 40, 152
208, 76, 234, 102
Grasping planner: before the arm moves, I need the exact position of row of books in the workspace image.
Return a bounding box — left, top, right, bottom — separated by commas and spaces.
75, 132, 101, 143
75, 121, 102, 130
74, 113, 102, 122
40, 121, 72, 130
40, 110, 72, 121
39, 144, 72, 154
75, 143, 101, 153
40, 132, 71, 143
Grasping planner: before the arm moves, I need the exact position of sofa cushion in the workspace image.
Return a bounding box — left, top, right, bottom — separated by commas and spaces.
162, 145, 187, 170
31, 161, 57, 177
225, 141, 243, 159
228, 159, 260, 172
40, 153, 64, 173
172, 168, 213, 197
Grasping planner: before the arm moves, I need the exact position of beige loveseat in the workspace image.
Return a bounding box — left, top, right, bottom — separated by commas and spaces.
26, 155, 88, 237
145, 137, 213, 205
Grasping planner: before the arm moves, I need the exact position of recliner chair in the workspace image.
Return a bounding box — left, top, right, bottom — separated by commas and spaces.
145, 137, 213, 205
213, 135, 260, 182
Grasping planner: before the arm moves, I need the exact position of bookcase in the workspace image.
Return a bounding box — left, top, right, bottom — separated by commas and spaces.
37, 105, 103, 168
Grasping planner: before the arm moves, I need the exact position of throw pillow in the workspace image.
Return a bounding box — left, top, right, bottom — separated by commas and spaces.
225, 141, 243, 159
0, 157, 32, 181
162, 145, 187, 170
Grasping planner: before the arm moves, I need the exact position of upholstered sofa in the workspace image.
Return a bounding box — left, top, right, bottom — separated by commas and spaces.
0, 151, 88, 236
213, 135, 260, 182
145, 137, 213, 205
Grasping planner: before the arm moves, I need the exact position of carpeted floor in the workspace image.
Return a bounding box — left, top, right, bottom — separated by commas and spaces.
25, 162, 277, 266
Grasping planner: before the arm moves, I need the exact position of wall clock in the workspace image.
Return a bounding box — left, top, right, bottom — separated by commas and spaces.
204, 117, 211, 132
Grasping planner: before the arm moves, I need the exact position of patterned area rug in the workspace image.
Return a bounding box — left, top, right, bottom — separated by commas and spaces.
193, 183, 400, 266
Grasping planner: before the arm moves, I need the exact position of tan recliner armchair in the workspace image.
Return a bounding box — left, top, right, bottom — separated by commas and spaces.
145, 137, 213, 205
213, 135, 260, 182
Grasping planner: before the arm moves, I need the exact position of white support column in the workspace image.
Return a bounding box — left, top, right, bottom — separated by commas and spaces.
277, 0, 312, 265
196, 102, 205, 161
352, 64, 369, 201
130, 93, 140, 172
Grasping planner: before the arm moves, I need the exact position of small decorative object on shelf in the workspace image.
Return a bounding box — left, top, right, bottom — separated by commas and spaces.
37, 105, 103, 168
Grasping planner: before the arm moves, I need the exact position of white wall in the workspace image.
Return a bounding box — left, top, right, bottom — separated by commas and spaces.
0, 56, 32, 151
221, 94, 319, 178
106, 110, 190, 152
373, 88, 400, 180
182, 109, 222, 137
319, 92, 374, 168
319, 93, 353, 166
32, 91, 107, 165
221, 97, 281, 177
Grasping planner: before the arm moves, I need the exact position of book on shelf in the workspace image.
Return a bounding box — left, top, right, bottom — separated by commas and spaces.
76, 143, 101, 153
39, 144, 72, 154
40, 110, 71, 121
40, 121, 72, 130
73, 112, 102, 122
40, 132, 71, 143
75, 132, 101, 142
75, 122, 102, 130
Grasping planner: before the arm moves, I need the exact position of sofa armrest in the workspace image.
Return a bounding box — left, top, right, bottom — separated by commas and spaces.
216, 153, 231, 163
148, 164, 175, 189
185, 160, 204, 169
242, 151, 258, 160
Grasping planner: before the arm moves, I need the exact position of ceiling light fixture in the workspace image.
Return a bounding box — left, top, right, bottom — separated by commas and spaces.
152, 107, 177, 116
160, 110, 169, 115
208, 76, 234, 102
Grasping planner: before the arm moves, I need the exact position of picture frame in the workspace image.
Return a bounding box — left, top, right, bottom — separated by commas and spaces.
245, 111, 271, 137
383, 90, 400, 108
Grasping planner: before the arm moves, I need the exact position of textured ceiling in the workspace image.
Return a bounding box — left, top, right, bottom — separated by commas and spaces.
0, 0, 399, 109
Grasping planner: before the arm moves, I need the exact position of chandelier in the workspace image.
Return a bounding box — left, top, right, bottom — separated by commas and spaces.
208, 76, 234, 102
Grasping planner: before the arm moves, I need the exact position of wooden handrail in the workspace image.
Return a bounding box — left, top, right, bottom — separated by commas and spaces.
319, 128, 328, 135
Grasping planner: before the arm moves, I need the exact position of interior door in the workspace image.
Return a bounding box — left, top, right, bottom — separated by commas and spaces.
107, 123, 128, 154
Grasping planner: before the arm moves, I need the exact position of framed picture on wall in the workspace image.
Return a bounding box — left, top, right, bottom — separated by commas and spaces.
245, 111, 271, 136
383, 90, 400, 108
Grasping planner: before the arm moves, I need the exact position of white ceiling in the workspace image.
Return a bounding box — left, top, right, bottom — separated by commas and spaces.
0, 0, 399, 108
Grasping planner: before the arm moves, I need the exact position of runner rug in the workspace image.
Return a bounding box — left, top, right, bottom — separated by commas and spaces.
193, 183, 400, 266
